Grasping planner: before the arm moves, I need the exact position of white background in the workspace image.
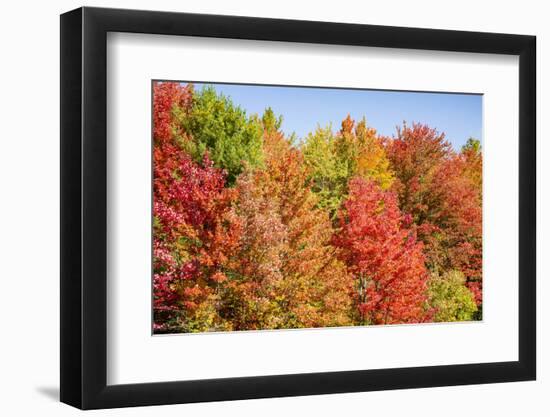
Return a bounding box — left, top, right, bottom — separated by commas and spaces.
0, 0, 546, 416
108, 33, 518, 384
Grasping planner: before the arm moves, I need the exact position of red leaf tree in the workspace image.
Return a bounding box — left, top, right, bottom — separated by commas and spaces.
385, 123, 482, 305
153, 82, 242, 332
333, 177, 430, 324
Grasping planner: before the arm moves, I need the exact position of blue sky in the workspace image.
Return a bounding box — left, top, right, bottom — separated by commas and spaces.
191, 82, 482, 151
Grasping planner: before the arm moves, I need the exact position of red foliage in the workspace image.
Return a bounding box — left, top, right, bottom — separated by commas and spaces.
333, 178, 430, 324
153, 81, 192, 143
152, 82, 242, 330
385, 123, 482, 304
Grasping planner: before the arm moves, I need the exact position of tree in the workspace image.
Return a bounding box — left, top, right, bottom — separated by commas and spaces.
333, 177, 429, 325
152, 82, 482, 331
302, 115, 394, 216
262, 106, 283, 133
153, 82, 242, 333
384, 122, 452, 225
152, 81, 193, 144
153, 151, 243, 332
427, 270, 478, 322
225, 118, 353, 329
385, 123, 482, 306
461, 137, 482, 197
429, 155, 482, 303
175, 85, 264, 184
354, 118, 394, 188
301, 124, 346, 214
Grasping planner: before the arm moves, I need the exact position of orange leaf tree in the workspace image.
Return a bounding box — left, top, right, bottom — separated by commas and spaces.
224, 116, 353, 329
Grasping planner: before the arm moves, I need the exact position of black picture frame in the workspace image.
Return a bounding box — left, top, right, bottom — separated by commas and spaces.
60, 6, 536, 410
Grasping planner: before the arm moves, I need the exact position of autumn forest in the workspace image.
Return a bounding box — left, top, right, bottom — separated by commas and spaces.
153, 82, 482, 333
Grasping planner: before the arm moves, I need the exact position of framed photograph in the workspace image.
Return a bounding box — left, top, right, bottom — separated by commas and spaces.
60, 6, 536, 409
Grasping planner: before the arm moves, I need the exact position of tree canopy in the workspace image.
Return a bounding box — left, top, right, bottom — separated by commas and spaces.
152, 82, 483, 333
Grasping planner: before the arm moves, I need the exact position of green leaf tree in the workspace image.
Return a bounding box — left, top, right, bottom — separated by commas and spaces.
427, 270, 478, 322
175, 85, 264, 184
302, 115, 394, 216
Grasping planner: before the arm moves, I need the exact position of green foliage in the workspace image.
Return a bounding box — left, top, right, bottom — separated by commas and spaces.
428, 270, 477, 322
462, 137, 481, 154
176, 86, 264, 184
302, 116, 394, 216
301, 125, 348, 214
262, 107, 283, 133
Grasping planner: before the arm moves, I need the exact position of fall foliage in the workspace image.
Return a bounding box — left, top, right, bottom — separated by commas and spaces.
385, 123, 482, 307
153, 82, 481, 333
332, 178, 429, 324
226, 127, 352, 329
302, 116, 394, 217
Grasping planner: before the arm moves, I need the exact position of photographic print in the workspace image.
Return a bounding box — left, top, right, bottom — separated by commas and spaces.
152, 81, 483, 334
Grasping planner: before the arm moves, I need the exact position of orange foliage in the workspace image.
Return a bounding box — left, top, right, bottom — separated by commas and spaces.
226, 128, 353, 329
